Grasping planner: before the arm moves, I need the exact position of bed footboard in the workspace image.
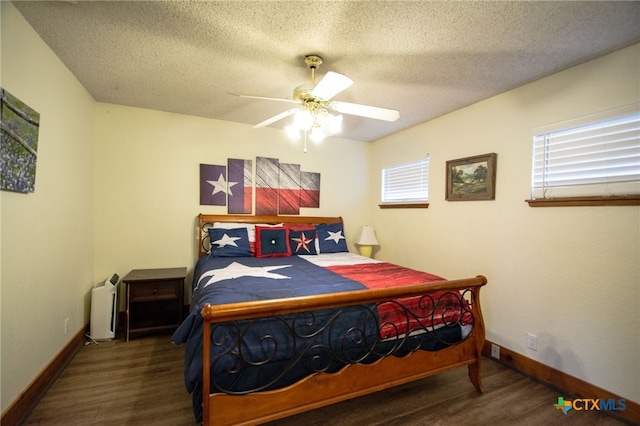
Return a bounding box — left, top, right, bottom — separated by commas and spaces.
201, 275, 487, 426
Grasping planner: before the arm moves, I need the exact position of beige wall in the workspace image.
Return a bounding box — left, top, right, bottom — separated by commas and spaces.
2, 0, 639, 415
92, 104, 372, 303
369, 43, 640, 403
1, 3, 96, 412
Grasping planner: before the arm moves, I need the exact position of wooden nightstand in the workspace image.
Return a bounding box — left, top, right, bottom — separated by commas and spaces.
122, 267, 187, 341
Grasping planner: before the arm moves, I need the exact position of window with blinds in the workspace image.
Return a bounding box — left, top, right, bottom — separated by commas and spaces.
531, 111, 640, 199
381, 156, 429, 204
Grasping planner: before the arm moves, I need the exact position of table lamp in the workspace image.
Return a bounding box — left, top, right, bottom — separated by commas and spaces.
356, 225, 379, 258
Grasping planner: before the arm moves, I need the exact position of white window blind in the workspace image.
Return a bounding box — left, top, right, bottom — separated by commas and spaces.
381, 156, 429, 203
531, 111, 640, 199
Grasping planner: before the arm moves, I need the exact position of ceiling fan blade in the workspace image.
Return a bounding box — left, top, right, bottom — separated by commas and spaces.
331, 101, 400, 122
253, 108, 300, 128
311, 71, 353, 100
229, 92, 297, 104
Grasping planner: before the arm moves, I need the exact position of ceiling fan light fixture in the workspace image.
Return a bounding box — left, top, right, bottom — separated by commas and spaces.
309, 126, 326, 143
286, 107, 343, 144
293, 109, 314, 131
235, 54, 399, 150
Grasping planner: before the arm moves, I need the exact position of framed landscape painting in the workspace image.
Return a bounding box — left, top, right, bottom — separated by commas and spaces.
446, 153, 497, 201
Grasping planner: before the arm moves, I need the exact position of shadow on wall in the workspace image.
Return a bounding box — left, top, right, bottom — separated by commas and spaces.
537, 331, 588, 385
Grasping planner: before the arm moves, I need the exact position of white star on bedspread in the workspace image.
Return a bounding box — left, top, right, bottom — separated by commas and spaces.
325, 230, 345, 244
197, 262, 292, 289
213, 233, 241, 247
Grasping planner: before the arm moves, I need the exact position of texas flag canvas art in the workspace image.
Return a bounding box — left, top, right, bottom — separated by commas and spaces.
278, 162, 301, 215
203, 156, 320, 214
300, 171, 320, 208
200, 164, 227, 206
227, 158, 252, 214
255, 157, 279, 215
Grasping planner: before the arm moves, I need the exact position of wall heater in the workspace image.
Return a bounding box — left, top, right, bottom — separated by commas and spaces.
90, 273, 119, 340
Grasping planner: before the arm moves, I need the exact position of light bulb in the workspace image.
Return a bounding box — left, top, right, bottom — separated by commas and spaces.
293, 110, 314, 131
310, 126, 326, 143
327, 114, 343, 135
285, 124, 300, 140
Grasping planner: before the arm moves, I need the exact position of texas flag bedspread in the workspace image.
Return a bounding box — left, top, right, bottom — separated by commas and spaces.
304, 253, 472, 338
177, 252, 470, 345
172, 252, 472, 422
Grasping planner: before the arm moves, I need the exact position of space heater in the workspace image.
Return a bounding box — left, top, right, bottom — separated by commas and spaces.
90, 273, 119, 340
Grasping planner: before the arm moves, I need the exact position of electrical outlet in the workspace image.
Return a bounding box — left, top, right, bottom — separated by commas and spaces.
527, 333, 537, 351
64, 318, 69, 335
491, 343, 500, 359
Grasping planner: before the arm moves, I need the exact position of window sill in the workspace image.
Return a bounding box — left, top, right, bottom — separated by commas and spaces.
379, 203, 429, 209
526, 196, 640, 207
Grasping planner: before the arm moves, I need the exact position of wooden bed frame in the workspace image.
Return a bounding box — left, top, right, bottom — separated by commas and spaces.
197, 214, 487, 426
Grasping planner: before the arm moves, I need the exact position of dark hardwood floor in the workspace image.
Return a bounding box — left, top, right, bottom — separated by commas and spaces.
22, 334, 626, 425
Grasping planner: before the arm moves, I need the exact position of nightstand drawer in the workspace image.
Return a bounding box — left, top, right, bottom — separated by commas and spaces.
130, 280, 179, 301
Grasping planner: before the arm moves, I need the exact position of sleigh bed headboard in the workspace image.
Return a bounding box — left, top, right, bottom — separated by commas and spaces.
198, 214, 344, 258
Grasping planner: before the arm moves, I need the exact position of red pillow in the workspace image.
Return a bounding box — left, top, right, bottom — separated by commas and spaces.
285, 223, 316, 231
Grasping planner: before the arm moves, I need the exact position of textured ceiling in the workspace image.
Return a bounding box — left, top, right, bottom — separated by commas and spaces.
11, 1, 640, 142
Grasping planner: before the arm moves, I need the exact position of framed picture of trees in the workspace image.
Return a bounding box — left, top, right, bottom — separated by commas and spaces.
446, 153, 497, 201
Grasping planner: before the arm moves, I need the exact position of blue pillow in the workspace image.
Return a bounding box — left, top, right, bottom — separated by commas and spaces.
289, 229, 318, 255
316, 223, 348, 253
208, 227, 252, 257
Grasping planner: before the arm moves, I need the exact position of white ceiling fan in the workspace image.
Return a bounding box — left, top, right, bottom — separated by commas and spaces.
230, 55, 399, 142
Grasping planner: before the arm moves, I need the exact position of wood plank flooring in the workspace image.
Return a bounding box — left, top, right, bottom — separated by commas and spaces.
22, 334, 627, 425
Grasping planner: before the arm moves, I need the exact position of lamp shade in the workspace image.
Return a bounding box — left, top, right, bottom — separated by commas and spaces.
356, 225, 379, 246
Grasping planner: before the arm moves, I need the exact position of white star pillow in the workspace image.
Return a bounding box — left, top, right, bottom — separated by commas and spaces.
208, 227, 252, 257
317, 223, 349, 254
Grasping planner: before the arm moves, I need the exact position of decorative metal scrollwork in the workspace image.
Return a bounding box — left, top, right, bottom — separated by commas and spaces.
209, 289, 477, 394
201, 221, 214, 254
